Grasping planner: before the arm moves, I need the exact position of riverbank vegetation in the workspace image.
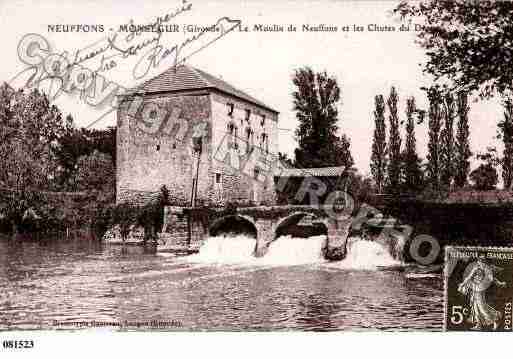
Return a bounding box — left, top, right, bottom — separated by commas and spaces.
0, 82, 116, 238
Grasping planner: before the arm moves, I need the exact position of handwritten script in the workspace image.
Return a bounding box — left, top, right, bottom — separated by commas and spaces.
10, 0, 242, 128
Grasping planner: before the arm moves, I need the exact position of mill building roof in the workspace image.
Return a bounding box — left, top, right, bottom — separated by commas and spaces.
127, 64, 278, 114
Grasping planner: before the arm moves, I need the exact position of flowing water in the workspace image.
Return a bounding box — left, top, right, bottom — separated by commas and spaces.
335, 237, 401, 270
0, 233, 443, 331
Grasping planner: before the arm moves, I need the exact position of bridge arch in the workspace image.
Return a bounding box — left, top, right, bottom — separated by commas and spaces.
209, 214, 257, 238
274, 211, 328, 239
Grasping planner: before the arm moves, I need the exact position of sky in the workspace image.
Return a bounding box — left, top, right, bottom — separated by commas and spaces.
0, 0, 504, 177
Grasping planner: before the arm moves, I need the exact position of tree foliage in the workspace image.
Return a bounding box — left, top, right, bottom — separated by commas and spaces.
386, 87, 402, 192
498, 96, 513, 189
109, 185, 170, 242
402, 96, 424, 192
0, 82, 117, 235
54, 120, 116, 190
0, 83, 66, 231
470, 147, 499, 191
292, 67, 353, 169
426, 87, 444, 189
440, 93, 456, 188
75, 150, 115, 194
370, 94, 387, 193
395, 1, 513, 98
454, 91, 472, 188
470, 164, 498, 191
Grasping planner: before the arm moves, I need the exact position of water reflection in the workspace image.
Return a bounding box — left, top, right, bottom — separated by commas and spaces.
0, 234, 443, 331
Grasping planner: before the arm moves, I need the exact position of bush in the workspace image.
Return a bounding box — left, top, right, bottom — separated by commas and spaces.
470, 163, 498, 190
107, 185, 170, 242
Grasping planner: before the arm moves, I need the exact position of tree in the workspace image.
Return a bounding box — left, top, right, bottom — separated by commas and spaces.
395, 1, 513, 98
387, 87, 401, 192
370, 94, 387, 193
53, 122, 116, 190
345, 172, 375, 209
292, 67, 353, 169
440, 93, 456, 188
426, 87, 444, 190
454, 91, 472, 188
402, 96, 423, 192
470, 147, 499, 191
336, 134, 354, 169
53, 115, 89, 189
75, 150, 115, 194
498, 96, 513, 189
470, 164, 498, 190
72, 150, 116, 236
0, 84, 66, 234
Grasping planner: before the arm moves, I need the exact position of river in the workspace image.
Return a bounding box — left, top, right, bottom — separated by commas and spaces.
0, 234, 443, 331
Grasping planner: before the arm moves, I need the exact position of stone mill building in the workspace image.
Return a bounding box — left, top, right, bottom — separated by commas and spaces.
113, 65, 352, 256
116, 65, 280, 207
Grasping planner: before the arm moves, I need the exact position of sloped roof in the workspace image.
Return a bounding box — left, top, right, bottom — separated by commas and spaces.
127, 65, 278, 114
274, 166, 347, 177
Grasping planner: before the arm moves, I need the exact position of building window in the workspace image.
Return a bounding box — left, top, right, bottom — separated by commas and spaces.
234, 126, 239, 149
227, 103, 234, 117
156, 144, 160, 151
260, 133, 269, 152
246, 127, 253, 153
245, 109, 251, 122
254, 167, 260, 180
227, 122, 238, 149
261, 115, 266, 127
216, 173, 222, 184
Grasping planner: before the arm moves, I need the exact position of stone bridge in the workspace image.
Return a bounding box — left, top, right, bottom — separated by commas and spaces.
162, 205, 353, 259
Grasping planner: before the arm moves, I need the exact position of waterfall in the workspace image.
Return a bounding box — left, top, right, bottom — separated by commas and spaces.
187, 235, 256, 264
261, 235, 327, 265
188, 234, 327, 266
335, 237, 401, 270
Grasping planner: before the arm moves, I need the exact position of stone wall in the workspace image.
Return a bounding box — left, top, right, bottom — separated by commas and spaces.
325, 218, 353, 260
210, 92, 278, 206
158, 206, 352, 258
117, 92, 212, 205
160, 206, 207, 249
117, 90, 279, 207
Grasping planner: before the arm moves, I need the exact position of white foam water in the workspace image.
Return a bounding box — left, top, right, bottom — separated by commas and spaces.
188, 234, 327, 266
335, 237, 401, 270
260, 235, 327, 265
187, 234, 257, 265
189, 234, 402, 270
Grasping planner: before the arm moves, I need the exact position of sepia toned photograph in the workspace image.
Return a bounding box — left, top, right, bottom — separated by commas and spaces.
0, 0, 512, 337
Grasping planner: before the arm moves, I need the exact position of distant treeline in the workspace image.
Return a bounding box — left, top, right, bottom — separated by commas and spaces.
370, 86, 513, 196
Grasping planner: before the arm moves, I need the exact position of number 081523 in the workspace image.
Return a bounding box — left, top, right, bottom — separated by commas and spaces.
2, 340, 34, 349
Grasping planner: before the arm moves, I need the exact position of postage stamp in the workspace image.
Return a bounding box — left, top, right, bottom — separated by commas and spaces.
444, 246, 513, 332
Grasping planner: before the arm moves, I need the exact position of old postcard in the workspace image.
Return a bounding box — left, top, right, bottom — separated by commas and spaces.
1, 0, 513, 341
